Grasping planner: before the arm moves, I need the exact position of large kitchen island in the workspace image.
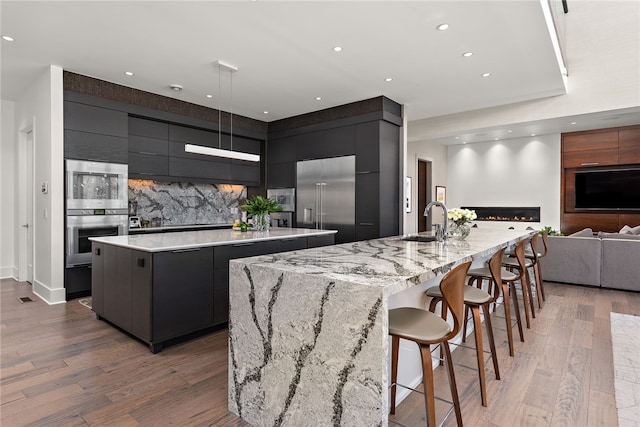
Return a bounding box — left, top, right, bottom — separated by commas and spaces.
228, 227, 535, 426
90, 228, 336, 353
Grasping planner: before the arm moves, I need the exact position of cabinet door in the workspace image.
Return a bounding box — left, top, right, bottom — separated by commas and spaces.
296, 126, 356, 160
619, 128, 640, 164
232, 161, 261, 185
169, 156, 232, 182
169, 125, 221, 149
268, 136, 297, 164
355, 122, 380, 173
91, 243, 105, 316
103, 245, 133, 331
65, 130, 128, 163
267, 162, 295, 188
64, 101, 128, 137
129, 135, 169, 156
131, 251, 152, 341
562, 131, 619, 167
152, 247, 214, 342
129, 152, 169, 176
355, 172, 380, 241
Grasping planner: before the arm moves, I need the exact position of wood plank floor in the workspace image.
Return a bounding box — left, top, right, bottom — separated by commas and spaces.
2, 278, 638, 426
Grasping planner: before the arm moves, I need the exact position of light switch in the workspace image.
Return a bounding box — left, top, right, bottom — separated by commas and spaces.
41, 181, 48, 194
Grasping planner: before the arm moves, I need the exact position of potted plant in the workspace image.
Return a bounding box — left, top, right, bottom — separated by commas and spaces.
240, 196, 283, 231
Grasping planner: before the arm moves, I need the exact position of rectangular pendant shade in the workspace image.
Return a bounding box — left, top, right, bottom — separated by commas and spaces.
184, 143, 260, 162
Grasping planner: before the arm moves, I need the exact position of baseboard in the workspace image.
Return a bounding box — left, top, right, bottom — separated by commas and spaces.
0, 265, 17, 280
32, 280, 66, 305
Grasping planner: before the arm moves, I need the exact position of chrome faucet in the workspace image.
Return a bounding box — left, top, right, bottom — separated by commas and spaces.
424, 201, 448, 242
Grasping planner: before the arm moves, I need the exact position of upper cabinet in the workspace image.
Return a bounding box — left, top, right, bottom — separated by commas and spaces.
64, 101, 128, 163
128, 117, 169, 178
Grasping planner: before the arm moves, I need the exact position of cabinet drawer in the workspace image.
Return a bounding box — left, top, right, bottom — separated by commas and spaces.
129, 152, 169, 176
562, 148, 618, 168
307, 234, 335, 248
129, 117, 168, 139
64, 130, 128, 163
129, 135, 169, 156
169, 156, 232, 182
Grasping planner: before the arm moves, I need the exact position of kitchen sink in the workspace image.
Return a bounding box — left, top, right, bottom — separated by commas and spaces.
400, 235, 438, 242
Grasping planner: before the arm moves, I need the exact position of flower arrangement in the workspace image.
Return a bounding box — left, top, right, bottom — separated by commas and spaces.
447, 208, 477, 226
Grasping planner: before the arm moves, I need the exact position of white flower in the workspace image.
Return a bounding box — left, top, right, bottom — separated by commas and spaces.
448, 208, 476, 226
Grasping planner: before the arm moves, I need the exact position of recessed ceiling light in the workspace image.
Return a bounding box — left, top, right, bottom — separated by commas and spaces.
462, 52, 473, 57
531, 133, 536, 137
333, 46, 342, 52
170, 84, 183, 91
462, 141, 467, 144
384, 77, 393, 82
570, 121, 577, 125
124, 71, 134, 76
481, 72, 491, 77
263, 111, 269, 114
454, 137, 459, 140
206, 94, 213, 99
2, 35, 15, 42
315, 97, 322, 101
507, 130, 512, 133
437, 23, 450, 30
494, 138, 499, 141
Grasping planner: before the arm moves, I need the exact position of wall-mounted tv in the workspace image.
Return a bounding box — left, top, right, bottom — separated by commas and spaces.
575, 167, 640, 210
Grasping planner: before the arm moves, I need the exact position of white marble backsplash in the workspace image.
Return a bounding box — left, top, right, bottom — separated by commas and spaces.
128, 180, 246, 225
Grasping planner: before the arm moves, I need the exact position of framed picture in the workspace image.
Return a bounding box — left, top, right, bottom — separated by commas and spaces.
436, 186, 446, 203
405, 177, 412, 213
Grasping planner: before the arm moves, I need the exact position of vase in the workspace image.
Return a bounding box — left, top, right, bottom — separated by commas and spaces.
449, 223, 471, 240
252, 212, 270, 231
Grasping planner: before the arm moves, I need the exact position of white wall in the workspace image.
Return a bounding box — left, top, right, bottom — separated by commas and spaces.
447, 134, 561, 230
405, 140, 448, 234
1, 100, 16, 278
13, 65, 65, 303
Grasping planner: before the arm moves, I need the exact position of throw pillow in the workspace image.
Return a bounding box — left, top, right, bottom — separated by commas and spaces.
630, 224, 640, 235
620, 225, 633, 234
570, 228, 593, 237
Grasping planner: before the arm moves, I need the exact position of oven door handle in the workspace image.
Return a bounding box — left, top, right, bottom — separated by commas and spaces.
67, 227, 73, 257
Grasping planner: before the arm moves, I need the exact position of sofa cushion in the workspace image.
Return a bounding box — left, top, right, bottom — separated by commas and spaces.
570, 228, 593, 237
620, 225, 633, 234
601, 238, 640, 291
541, 236, 601, 286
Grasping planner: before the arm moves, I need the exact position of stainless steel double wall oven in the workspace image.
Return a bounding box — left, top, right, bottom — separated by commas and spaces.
65, 160, 128, 298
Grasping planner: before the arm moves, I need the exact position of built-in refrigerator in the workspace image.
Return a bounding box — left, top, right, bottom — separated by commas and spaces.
296, 155, 355, 243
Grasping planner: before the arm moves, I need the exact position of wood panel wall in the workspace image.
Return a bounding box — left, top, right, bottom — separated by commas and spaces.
561, 124, 640, 234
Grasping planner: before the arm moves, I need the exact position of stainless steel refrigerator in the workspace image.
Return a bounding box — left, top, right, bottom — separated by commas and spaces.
296, 156, 355, 243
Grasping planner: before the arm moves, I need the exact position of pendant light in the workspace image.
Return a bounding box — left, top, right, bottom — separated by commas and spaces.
184, 60, 260, 162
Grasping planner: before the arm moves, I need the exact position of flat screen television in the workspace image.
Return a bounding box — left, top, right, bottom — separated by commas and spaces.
575, 167, 640, 210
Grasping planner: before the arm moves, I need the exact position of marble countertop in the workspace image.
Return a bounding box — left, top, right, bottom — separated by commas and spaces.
231, 228, 535, 297
89, 228, 337, 252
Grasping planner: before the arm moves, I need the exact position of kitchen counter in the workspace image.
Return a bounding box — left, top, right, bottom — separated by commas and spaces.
92, 228, 337, 252
228, 227, 535, 426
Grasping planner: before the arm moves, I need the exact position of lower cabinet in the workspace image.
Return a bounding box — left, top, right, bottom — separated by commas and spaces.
91, 234, 334, 352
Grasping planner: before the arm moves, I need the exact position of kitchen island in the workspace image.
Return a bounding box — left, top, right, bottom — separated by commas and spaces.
90, 228, 336, 352
228, 227, 535, 426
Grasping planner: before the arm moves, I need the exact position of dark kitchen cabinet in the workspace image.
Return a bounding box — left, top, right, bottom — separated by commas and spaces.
356, 172, 381, 241
130, 250, 152, 341
295, 127, 355, 161
64, 101, 128, 163
128, 118, 169, 178
169, 155, 232, 182
91, 243, 105, 315
102, 245, 133, 331
152, 247, 214, 344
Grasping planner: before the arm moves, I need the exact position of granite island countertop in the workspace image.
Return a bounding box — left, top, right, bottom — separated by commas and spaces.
90, 228, 337, 253
228, 227, 535, 426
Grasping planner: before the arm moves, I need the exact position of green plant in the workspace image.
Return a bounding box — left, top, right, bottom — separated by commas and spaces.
240, 196, 283, 217
540, 226, 562, 236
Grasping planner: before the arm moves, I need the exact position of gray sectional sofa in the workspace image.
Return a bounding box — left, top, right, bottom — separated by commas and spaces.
541, 232, 640, 292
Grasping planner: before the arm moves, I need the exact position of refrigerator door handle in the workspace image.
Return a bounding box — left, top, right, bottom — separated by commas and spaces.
320, 182, 326, 230
315, 182, 320, 229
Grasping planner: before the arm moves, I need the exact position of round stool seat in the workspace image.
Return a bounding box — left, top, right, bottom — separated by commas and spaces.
502, 256, 533, 269
427, 284, 492, 305
389, 307, 451, 343
468, 266, 518, 282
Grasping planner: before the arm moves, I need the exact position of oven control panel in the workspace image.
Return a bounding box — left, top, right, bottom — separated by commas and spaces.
67, 208, 128, 216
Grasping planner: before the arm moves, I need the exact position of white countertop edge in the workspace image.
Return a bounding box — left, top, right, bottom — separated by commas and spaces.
89, 228, 337, 252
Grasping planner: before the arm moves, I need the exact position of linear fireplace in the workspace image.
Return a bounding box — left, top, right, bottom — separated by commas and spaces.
462, 206, 541, 222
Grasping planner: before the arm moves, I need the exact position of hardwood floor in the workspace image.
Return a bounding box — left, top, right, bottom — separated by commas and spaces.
1, 278, 638, 426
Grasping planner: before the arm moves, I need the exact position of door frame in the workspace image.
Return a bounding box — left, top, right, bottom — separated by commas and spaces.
18, 124, 35, 284
417, 158, 432, 232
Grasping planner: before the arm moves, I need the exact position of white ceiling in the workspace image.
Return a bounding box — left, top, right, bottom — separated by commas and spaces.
0, 1, 635, 143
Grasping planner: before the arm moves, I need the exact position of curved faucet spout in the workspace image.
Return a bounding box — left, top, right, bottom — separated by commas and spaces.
424, 201, 448, 242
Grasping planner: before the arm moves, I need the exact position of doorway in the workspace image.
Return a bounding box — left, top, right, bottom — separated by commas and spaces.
417, 159, 432, 232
